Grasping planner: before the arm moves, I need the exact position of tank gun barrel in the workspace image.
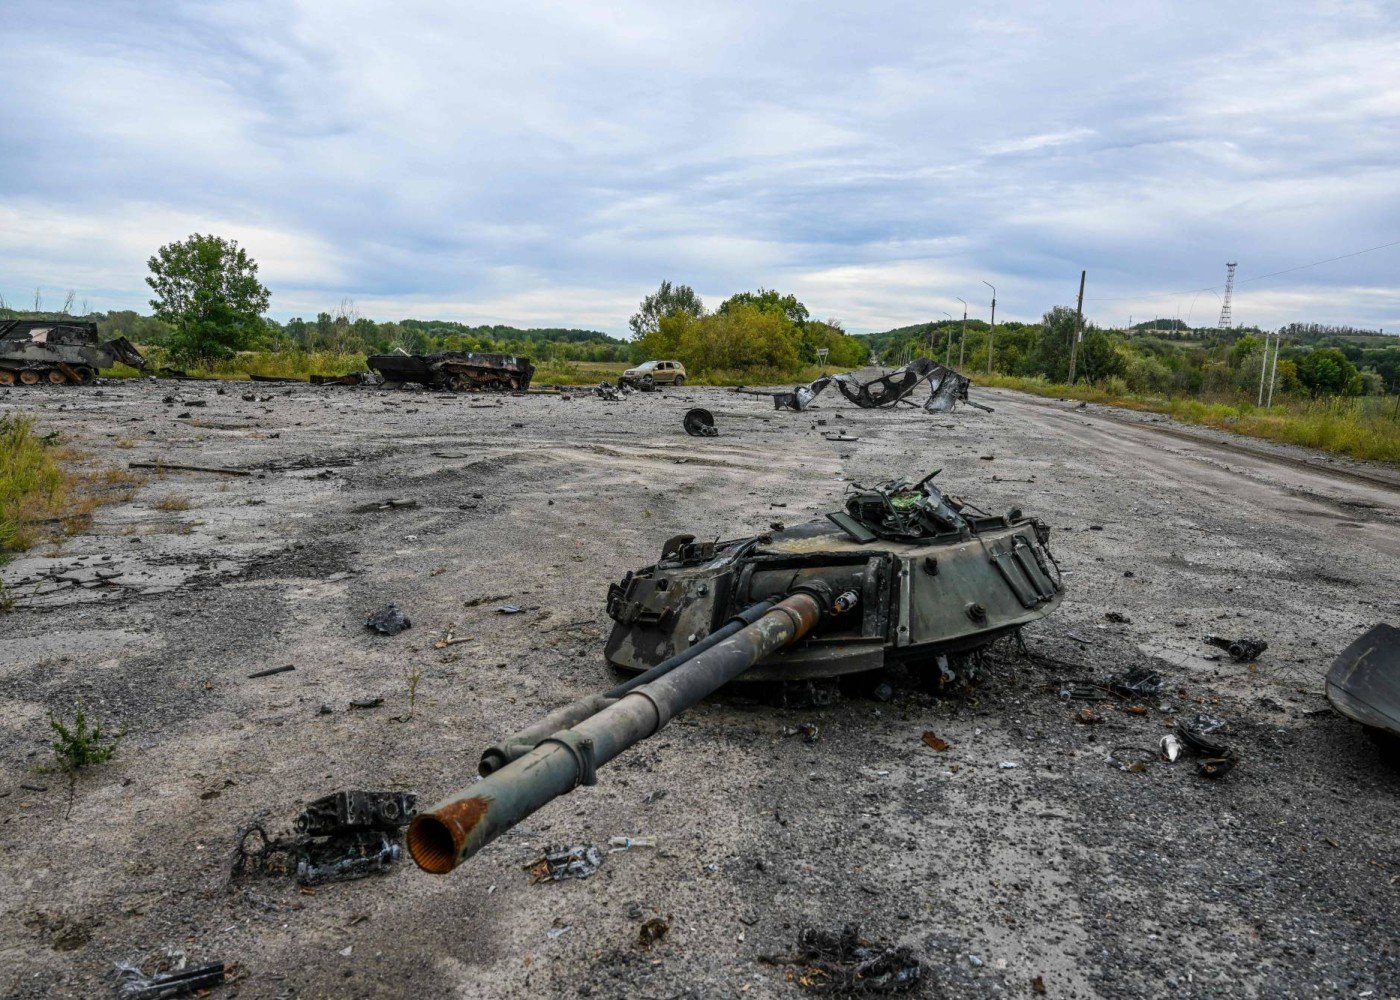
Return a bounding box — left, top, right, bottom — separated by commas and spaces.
407, 591, 828, 875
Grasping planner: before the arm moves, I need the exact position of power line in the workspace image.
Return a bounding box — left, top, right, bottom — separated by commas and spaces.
1082, 237, 1400, 304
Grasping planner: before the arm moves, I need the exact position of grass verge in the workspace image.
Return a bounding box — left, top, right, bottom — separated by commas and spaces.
1, 414, 73, 555
1, 415, 142, 610
975, 374, 1400, 465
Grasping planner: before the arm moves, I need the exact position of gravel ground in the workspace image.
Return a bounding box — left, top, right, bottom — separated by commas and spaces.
1, 377, 1397, 1000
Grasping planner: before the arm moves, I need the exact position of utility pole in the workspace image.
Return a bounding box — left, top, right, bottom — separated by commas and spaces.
982, 280, 996, 375
1266, 333, 1281, 407
1069, 270, 1085, 384
1256, 333, 1270, 406
939, 312, 952, 363
956, 297, 967, 369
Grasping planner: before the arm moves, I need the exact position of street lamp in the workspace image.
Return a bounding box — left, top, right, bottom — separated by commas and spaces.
982, 281, 997, 375
956, 297, 967, 368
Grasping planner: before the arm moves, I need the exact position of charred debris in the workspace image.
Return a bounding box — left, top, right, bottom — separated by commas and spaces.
743, 358, 992, 415
232, 790, 417, 887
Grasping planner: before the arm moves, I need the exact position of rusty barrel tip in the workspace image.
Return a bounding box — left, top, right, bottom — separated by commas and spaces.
407, 814, 460, 874
408, 795, 493, 874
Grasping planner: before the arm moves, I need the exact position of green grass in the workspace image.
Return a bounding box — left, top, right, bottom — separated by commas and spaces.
0, 414, 71, 555
976, 374, 1400, 465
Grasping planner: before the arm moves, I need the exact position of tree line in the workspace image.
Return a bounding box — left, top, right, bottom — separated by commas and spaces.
628, 281, 869, 377
5, 232, 1396, 398
867, 309, 1398, 398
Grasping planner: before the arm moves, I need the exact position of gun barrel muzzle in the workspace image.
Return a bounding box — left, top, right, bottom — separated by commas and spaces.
408, 592, 822, 874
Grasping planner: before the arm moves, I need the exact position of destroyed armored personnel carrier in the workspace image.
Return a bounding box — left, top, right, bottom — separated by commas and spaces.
367, 350, 535, 391
0, 320, 147, 386
406, 472, 1063, 875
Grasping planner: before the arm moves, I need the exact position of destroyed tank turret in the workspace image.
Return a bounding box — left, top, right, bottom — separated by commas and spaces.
0, 319, 147, 386
367, 350, 535, 391
407, 473, 1062, 875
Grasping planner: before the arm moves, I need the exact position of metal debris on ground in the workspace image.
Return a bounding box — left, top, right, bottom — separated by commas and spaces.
754, 357, 990, 415
638, 915, 671, 948
1324, 623, 1400, 750
593, 381, 622, 401
353, 498, 419, 513
683, 407, 719, 437
764, 924, 921, 995
1106, 666, 1164, 699
366, 604, 411, 635
783, 723, 821, 743
608, 835, 657, 852
115, 960, 225, 999
247, 664, 295, 679
1177, 714, 1239, 778
434, 625, 471, 649
1203, 635, 1268, 662
1160, 734, 1182, 762
920, 731, 950, 751
497, 604, 524, 614
231, 790, 416, 887
526, 844, 603, 883
1076, 707, 1104, 725
309, 371, 380, 386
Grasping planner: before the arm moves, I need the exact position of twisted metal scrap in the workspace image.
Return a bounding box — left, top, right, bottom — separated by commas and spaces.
769, 359, 974, 413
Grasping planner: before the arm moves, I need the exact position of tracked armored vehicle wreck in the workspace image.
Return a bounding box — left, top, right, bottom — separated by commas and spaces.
367, 350, 535, 391
407, 472, 1061, 875
0, 320, 147, 385
762, 358, 988, 413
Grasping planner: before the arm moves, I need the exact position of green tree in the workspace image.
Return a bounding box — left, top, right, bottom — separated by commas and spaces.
718, 288, 809, 325
1078, 329, 1126, 383
1026, 306, 1079, 381
146, 234, 270, 362
1295, 347, 1358, 397
629, 281, 704, 338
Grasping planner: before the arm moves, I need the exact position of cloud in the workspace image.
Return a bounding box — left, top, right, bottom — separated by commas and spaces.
985, 129, 1096, 156
2, 0, 1398, 332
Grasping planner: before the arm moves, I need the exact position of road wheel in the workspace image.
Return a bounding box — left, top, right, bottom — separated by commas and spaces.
0, 370, 14, 387
18, 370, 40, 385
673, 374, 685, 386
47, 369, 68, 384
72, 367, 96, 384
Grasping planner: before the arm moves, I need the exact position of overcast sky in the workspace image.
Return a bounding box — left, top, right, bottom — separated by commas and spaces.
4, 0, 1399, 335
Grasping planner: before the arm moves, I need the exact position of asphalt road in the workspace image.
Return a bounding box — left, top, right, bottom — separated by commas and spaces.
1, 378, 1396, 999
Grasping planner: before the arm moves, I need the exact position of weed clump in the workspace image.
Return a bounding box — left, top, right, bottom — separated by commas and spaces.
49, 701, 126, 773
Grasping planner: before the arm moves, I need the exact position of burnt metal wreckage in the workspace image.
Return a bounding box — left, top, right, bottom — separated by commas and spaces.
750, 357, 992, 414
1326, 623, 1400, 757
0, 319, 147, 386
367, 349, 535, 392
406, 470, 1063, 875
233, 790, 417, 886
683, 407, 718, 437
